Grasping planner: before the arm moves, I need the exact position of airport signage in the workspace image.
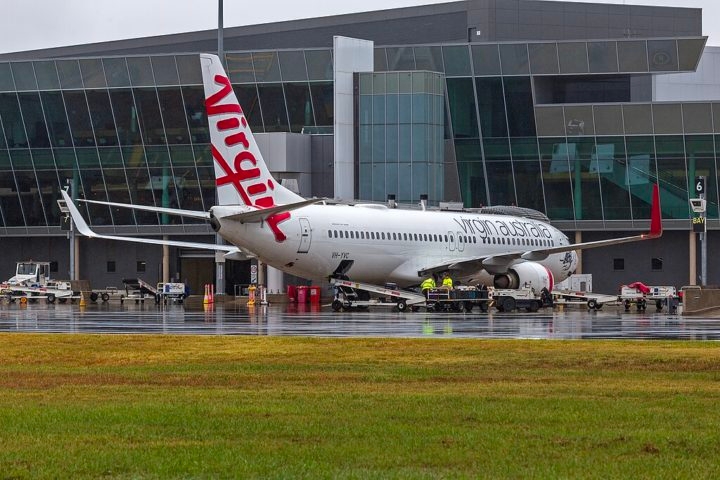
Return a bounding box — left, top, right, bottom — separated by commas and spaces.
692, 215, 706, 233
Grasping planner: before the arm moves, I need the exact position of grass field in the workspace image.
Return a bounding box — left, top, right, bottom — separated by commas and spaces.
0, 333, 719, 479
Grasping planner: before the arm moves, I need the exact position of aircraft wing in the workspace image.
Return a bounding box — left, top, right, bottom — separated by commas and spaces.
79, 198, 210, 220
419, 184, 662, 277
60, 190, 239, 253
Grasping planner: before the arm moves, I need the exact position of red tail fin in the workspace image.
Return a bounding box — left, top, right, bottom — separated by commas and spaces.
648, 184, 662, 237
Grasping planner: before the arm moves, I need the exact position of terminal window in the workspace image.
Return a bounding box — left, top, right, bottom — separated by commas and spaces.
613, 258, 625, 271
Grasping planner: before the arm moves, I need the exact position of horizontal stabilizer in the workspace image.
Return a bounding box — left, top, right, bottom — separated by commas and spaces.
221, 198, 325, 223
61, 190, 236, 253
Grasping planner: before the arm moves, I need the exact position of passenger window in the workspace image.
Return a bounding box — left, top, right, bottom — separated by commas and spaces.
381, 232, 385, 240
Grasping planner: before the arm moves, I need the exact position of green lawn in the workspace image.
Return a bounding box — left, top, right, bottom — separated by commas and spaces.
0, 334, 718, 479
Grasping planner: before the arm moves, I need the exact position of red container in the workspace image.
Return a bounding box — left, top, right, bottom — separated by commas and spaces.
287, 285, 298, 302
297, 285, 309, 304
309, 286, 321, 305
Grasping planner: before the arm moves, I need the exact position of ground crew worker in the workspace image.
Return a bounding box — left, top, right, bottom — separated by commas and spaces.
441, 272, 453, 289
420, 275, 436, 298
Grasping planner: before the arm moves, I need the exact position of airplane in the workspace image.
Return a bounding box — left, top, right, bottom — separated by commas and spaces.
60, 53, 663, 292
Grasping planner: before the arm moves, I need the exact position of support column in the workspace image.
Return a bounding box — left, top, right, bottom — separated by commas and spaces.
689, 231, 697, 285
267, 266, 284, 294
258, 261, 266, 287
215, 249, 225, 296
162, 239, 170, 283
574, 231, 582, 274
73, 237, 80, 281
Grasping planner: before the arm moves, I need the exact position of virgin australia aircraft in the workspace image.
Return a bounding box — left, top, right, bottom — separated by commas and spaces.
61, 53, 662, 291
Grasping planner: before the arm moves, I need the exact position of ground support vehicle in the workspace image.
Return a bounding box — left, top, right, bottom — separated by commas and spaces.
87, 287, 121, 303
329, 279, 494, 313
0, 282, 78, 304
0, 261, 81, 304
120, 278, 158, 304
426, 286, 491, 313
552, 290, 619, 310
491, 288, 550, 312
619, 283, 679, 312
155, 282, 187, 304
330, 278, 427, 312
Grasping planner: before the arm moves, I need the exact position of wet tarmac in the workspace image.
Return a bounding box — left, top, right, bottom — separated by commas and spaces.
0, 300, 719, 340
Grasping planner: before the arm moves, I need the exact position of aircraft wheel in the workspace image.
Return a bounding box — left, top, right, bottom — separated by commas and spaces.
46, 294, 56, 304
101, 293, 110, 302
529, 300, 541, 312
331, 300, 343, 312
396, 299, 408, 312
502, 296, 516, 312
587, 299, 597, 310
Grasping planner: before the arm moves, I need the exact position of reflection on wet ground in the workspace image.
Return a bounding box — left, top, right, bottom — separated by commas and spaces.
0, 301, 718, 340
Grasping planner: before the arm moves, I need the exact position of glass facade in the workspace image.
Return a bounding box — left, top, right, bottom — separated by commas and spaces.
357, 71, 445, 204
0, 36, 712, 235
368, 38, 711, 227
0, 50, 333, 233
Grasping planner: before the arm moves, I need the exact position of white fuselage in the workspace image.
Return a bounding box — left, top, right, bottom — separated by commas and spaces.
212, 204, 578, 287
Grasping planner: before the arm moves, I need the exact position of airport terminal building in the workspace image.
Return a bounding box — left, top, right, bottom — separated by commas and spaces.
0, 0, 716, 293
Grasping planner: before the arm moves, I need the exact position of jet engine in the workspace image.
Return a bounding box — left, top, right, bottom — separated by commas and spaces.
493, 262, 554, 291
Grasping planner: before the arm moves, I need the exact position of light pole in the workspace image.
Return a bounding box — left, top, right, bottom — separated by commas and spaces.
218, 0, 224, 63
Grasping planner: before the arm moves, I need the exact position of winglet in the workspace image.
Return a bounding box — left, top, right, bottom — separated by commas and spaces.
648, 183, 662, 238
60, 189, 96, 237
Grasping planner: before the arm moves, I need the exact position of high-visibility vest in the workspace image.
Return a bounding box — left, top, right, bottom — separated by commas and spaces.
420, 278, 435, 290
442, 277, 453, 288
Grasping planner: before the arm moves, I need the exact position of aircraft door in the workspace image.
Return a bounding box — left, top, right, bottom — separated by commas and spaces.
456, 232, 466, 252
297, 217, 312, 254
447, 231, 455, 251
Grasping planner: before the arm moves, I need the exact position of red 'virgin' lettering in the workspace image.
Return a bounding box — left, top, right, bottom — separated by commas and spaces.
207, 73, 292, 242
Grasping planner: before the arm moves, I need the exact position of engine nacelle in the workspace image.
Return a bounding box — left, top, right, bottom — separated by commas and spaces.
493, 262, 554, 291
